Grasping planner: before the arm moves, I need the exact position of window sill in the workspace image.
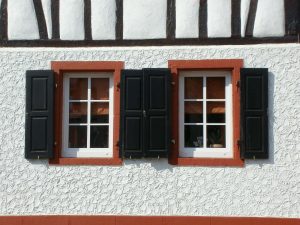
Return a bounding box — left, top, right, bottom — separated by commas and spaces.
49, 157, 123, 166
169, 157, 244, 167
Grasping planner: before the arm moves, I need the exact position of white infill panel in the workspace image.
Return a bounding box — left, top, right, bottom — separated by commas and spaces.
240, 0, 251, 37
91, 0, 116, 40
60, 0, 85, 40
176, 0, 199, 38
253, 0, 285, 37
123, 0, 167, 39
7, 0, 40, 40
41, 0, 52, 39
207, 0, 231, 38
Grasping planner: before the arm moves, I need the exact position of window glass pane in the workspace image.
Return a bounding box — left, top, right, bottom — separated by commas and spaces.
184, 77, 203, 99
185, 102, 203, 123
207, 102, 225, 123
69, 103, 87, 123
184, 125, 203, 147
70, 78, 87, 100
69, 126, 87, 148
91, 78, 109, 100
90, 126, 109, 148
207, 125, 226, 148
91, 102, 109, 123
207, 77, 225, 99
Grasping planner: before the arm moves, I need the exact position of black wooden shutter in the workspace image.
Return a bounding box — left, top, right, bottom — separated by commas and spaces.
240, 68, 268, 159
143, 69, 171, 158
120, 70, 144, 158
120, 69, 171, 158
25, 70, 54, 159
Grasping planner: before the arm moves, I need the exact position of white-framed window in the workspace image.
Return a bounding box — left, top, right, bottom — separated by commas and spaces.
62, 72, 114, 158
179, 70, 233, 158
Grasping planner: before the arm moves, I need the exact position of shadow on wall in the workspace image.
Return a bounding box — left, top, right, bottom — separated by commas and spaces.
246, 72, 275, 166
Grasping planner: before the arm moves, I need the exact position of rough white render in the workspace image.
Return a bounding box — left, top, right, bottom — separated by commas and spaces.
207, 0, 231, 38
0, 44, 299, 217
7, 0, 39, 40
240, 0, 251, 37
91, 0, 116, 40
175, 0, 199, 38
253, 0, 285, 37
123, 0, 167, 39
41, 0, 52, 39
60, 0, 85, 40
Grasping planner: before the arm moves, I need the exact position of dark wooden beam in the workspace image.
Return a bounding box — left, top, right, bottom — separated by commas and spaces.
33, 0, 48, 39
284, 0, 300, 35
0, 37, 297, 47
231, 0, 241, 37
167, 0, 176, 40
115, 0, 123, 40
199, 0, 207, 38
245, 0, 258, 37
51, 0, 60, 39
0, 0, 8, 40
84, 0, 92, 40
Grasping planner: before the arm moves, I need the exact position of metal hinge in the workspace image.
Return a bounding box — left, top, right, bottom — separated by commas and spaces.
236, 80, 240, 88
171, 81, 175, 86
55, 83, 58, 88
237, 140, 241, 148
171, 139, 176, 144
117, 82, 121, 89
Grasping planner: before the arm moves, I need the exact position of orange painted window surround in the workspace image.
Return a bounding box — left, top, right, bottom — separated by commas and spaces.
50, 61, 124, 165
168, 59, 244, 167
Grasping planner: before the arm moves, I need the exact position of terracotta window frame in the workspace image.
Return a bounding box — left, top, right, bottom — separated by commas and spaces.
49, 61, 124, 166
168, 59, 244, 167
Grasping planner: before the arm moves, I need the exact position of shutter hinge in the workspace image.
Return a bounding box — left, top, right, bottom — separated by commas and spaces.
236, 80, 240, 88
55, 83, 58, 88
237, 140, 241, 148
171, 81, 175, 86
117, 82, 121, 89
171, 139, 175, 144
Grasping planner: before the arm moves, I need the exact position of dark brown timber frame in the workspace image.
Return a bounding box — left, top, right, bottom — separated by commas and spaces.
84, 0, 92, 40
0, 0, 298, 46
33, 0, 48, 39
199, 0, 207, 38
51, 0, 60, 39
245, 0, 258, 37
0, 0, 7, 40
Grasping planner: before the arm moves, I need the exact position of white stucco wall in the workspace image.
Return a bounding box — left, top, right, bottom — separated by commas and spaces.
175, 0, 199, 38
7, 0, 40, 40
91, 0, 116, 40
60, 0, 85, 40
0, 44, 299, 217
123, 0, 167, 39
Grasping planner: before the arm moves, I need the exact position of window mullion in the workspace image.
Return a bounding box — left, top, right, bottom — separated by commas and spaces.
203, 76, 207, 149
87, 77, 91, 149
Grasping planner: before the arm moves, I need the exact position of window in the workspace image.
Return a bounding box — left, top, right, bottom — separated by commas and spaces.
179, 71, 232, 158
168, 60, 244, 167
62, 73, 113, 158
50, 61, 124, 165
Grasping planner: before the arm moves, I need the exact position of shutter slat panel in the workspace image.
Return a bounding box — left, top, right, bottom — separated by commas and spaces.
240, 68, 268, 159
144, 69, 171, 158
25, 70, 54, 159
120, 70, 144, 158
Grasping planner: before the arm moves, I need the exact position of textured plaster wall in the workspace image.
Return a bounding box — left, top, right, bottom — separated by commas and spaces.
0, 44, 299, 217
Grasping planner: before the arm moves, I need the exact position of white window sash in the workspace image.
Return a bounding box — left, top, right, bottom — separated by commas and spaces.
62, 72, 114, 158
179, 70, 233, 158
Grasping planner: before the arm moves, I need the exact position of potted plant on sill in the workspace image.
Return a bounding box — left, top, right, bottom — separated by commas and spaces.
208, 127, 223, 148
